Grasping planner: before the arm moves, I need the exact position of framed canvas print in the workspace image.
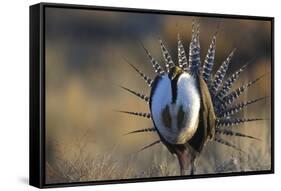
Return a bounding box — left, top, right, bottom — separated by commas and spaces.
29, 2, 274, 188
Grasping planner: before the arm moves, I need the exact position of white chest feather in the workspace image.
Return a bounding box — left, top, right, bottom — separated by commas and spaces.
150, 73, 201, 144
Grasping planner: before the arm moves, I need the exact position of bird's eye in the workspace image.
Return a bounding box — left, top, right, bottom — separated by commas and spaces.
177, 105, 185, 129
162, 105, 171, 129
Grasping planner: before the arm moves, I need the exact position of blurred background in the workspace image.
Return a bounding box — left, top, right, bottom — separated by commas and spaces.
45, 7, 272, 184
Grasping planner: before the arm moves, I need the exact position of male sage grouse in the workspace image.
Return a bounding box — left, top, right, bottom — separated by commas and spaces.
117, 23, 265, 175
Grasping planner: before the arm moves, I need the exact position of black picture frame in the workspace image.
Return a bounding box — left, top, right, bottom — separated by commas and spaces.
29, 2, 274, 188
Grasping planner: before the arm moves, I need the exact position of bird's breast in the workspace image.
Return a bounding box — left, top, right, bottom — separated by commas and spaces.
150, 72, 201, 144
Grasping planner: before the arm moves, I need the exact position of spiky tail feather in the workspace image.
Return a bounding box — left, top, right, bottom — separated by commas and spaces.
159, 39, 175, 72
138, 140, 161, 152
218, 97, 267, 117
216, 118, 264, 127
217, 64, 248, 99
140, 42, 165, 75
116, 110, 151, 119
211, 49, 236, 93
189, 23, 201, 75
222, 75, 264, 106
126, 60, 153, 87
214, 137, 245, 153
202, 35, 216, 85
215, 128, 259, 140
119, 85, 150, 103
124, 128, 156, 135
177, 34, 188, 71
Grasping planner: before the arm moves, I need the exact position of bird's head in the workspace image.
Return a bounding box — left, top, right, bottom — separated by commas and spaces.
149, 66, 201, 145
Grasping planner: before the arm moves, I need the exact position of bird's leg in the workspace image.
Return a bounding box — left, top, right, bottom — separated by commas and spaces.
177, 151, 188, 175
190, 158, 196, 175
175, 145, 197, 175
175, 147, 193, 176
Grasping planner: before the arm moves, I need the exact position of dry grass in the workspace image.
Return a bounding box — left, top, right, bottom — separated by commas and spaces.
46, 134, 271, 184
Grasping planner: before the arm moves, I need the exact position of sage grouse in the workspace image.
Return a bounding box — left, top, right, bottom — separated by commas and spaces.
118, 23, 265, 175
